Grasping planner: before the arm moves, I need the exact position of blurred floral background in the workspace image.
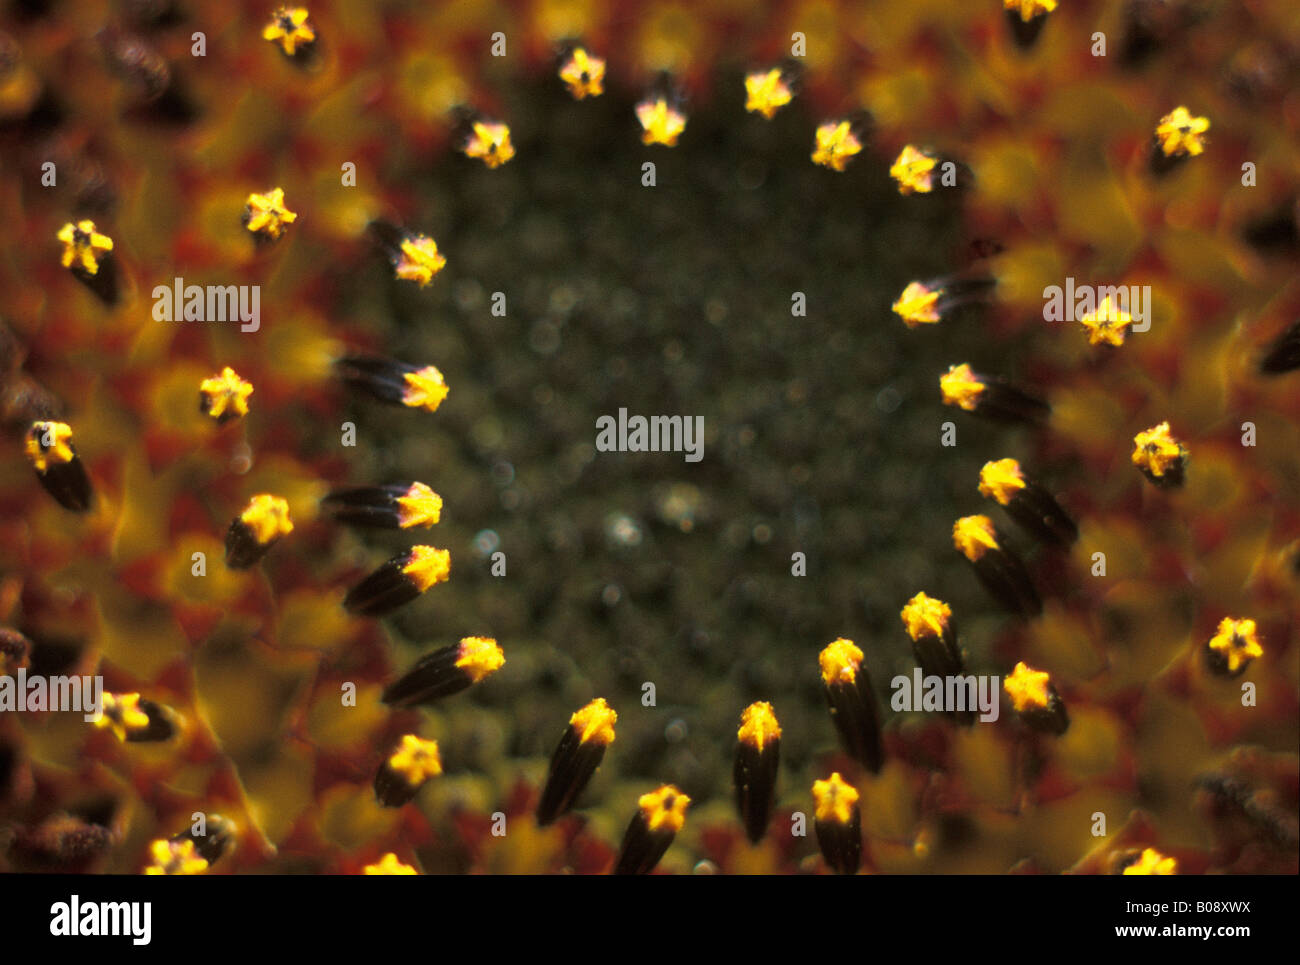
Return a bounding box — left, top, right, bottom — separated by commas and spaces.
0, 0, 1296, 874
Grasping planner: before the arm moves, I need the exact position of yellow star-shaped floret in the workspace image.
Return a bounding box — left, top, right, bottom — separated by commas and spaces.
638, 784, 690, 832
394, 234, 447, 286
1132, 422, 1186, 479
636, 98, 687, 147
812, 772, 859, 824
900, 592, 952, 642
940, 364, 986, 411
811, 121, 862, 171
395, 482, 442, 528
200, 367, 254, 423
24, 421, 75, 473
978, 458, 1026, 506
744, 68, 793, 119
819, 638, 863, 686
1004, 661, 1052, 712
893, 281, 944, 327
93, 693, 152, 742
1155, 106, 1210, 158
464, 121, 515, 168
559, 48, 605, 99
57, 220, 114, 276
953, 514, 1000, 562
263, 7, 316, 57
401, 545, 452, 592
243, 187, 297, 240
239, 494, 293, 545
890, 145, 938, 195
571, 697, 618, 745
144, 838, 209, 875
1080, 295, 1133, 347
400, 365, 449, 411
1207, 617, 1263, 674
1004, 0, 1057, 22
1123, 847, 1177, 875
388, 734, 442, 785
363, 852, 418, 875
737, 701, 781, 749
455, 636, 505, 683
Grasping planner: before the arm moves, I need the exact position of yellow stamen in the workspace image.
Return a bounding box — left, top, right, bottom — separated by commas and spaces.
1079, 295, 1133, 347
890, 145, 938, 195
401, 365, 449, 412
812, 772, 858, 824
811, 120, 862, 171
737, 701, 781, 749
199, 367, 254, 422
900, 592, 951, 642
1155, 106, 1210, 158
239, 494, 293, 546
1004, 661, 1052, 712
93, 692, 152, 742
1207, 617, 1263, 674
395, 482, 442, 528
940, 363, 986, 411
953, 514, 999, 562
744, 68, 792, 119
1131, 422, 1186, 479
401, 546, 451, 592
263, 7, 316, 56
464, 121, 515, 168
1004, 0, 1057, 22
892, 281, 944, 327
978, 458, 1026, 505
819, 638, 864, 686
363, 852, 418, 875
24, 421, 75, 473
57, 220, 114, 276
636, 98, 687, 147
394, 235, 446, 286
243, 187, 297, 240
454, 636, 504, 682
144, 838, 209, 875
1123, 847, 1177, 875
638, 784, 690, 832
570, 697, 618, 745
559, 48, 605, 99
387, 734, 442, 785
